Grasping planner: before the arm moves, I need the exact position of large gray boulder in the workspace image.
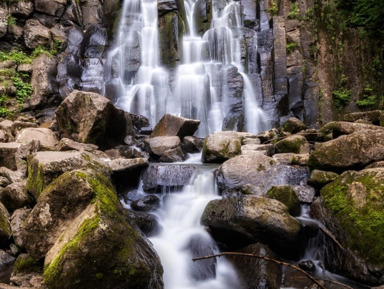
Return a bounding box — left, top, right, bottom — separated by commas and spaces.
56, 90, 133, 149
151, 114, 200, 138
308, 130, 384, 172
216, 154, 309, 194
23, 19, 51, 49
201, 196, 301, 255
320, 121, 384, 139
26, 151, 110, 199
11, 208, 31, 248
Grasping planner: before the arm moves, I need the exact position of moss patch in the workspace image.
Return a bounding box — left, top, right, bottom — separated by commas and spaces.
267, 186, 300, 216
14, 255, 42, 274
320, 169, 384, 265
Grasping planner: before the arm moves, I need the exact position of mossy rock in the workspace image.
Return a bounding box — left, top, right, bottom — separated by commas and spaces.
202, 131, 243, 163
274, 135, 309, 154
267, 186, 300, 216
13, 253, 42, 274
279, 117, 307, 134
26, 151, 111, 199
308, 169, 339, 189
0, 202, 11, 247
42, 172, 163, 289
320, 168, 384, 266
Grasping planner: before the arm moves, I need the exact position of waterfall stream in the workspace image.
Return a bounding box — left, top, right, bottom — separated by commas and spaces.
105, 0, 269, 136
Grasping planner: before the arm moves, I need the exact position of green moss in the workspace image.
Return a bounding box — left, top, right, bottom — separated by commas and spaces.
267, 186, 300, 215
14, 255, 42, 274
275, 137, 305, 154
321, 170, 384, 264
288, 2, 299, 19
0, 209, 10, 237
26, 158, 45, 199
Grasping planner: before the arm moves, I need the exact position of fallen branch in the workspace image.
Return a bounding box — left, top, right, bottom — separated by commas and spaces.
192, 252, 327, 289
318, 225, 344, 251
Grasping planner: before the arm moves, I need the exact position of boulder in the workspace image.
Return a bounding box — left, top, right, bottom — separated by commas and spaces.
0, 167, 23, 185
307, 169, 339, 189
108, 158, 148, 183
343, 110, 384, 125
151, 114, 200, 139
0, 143, 21, 171
23, 19, 51, 49
29, 54, 58, 107
34, 0, 66, 16
181, 136, 203, 153
0, 181, 33, 212
320, 121, 384, 139
57, 138, 99, 152
311, 168, 384, 285
40, 170, 163, 289
131, 195, 161, 212
158, 147, 186, 162
308, 130, 384, 172
274, 135, 310, 154
11, 121, 38, 135
16, 128, 58, 150
142, 164, 196, 193
124, 210, 160, 237
231, 243, 282, 289
0, 203, 11, 247
144, 136, 181, 157
8, 0, 34, 18
56, 90, 133, 149
201, 196, 301, 255
241, 143, 275, 156
0, 250, 15, 282
202, 131, 243, 163
272, 153, 309, 166
11, 208, 31, 248
193, 0, 212, 35
291, 185, 316, 203
216, 154, 309, 194
267, 186, 300, 216
26, 151, 110, 199
279, 117, 307, 134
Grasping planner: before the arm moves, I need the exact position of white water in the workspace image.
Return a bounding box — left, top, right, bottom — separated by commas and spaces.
149, 165, 241, 289
106, 0, 269, 136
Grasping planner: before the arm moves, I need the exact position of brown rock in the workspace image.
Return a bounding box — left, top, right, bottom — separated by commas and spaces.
151, 114, 200, 139
16, 128, 58, 150
0, 143, 21, 170
23, 19, 51, 49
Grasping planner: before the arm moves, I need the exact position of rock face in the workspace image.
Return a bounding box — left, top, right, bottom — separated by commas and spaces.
267, 185, 300, 216
26, 151, 110, 199
216, 154, 309, 194
311, 168, 384, 285
23, 19, 51, 49
151, 114, 200, 138
202, 131, 243, 163
308, 130, 384, 172
142, 164, 196, 192
56, 90, 133, 149
201, 196, 301, 255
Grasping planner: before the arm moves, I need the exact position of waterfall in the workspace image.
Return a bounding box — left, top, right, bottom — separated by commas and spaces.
104, 0, 269, 136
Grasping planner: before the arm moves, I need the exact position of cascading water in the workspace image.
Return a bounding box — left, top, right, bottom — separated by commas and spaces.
105, 0, 269, 136
149, 164, 241, 289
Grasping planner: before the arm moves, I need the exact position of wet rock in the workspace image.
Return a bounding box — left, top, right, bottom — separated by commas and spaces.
216, 154, 309, 194
222, 184, 263, 198
34, 0, 66, 17
267, 185, 300, 216
298, 260, 316, 272
320, 121, 384, 139
181, 136, 203, 153
9, 0, 34, 18
38, 169, 164, 289
291, 185, 316, 203
109, 158, 148, 183
0, 143, 21, 171
11, 208, 31, 249
0, 4, 8, 38
30, 54, 58, 108
26, 151, 110, 199
272, 153, 309, 166
81, 25, 107, 59
202, 131, 243, 163
151, 114, 200, 139
56, 90, 133, 149
187, 234, 216, 281
279, 117, 307, 134
307, 169, 339, 189
311, 168, 384, 285
0, 250, 15, 282
16, 128, 58, 150
308, 130, 384, 172
158, 0, 178, 14
142, 164, 196, 193
131, 195, 160, 212
201, 196, 301, 255
144, 136, 181, 157
125, 210, 160, 237
231, 243, 282, 289
81, 0, 102, 27
275, 135, 310, 154
23, 19, 51, 50
0, 181, 33, 213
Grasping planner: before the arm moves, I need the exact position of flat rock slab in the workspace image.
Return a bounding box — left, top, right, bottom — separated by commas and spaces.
16, 128, 58, 150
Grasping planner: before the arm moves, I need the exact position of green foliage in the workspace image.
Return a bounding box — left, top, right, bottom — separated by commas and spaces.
335, 0, 384, 34
31, 42, 61, 59
267, 0, 278, 16
288, 2, 299, 19
7, 15, 16, 26
11, 73, 33, 103
286, 41, 298, 54
333, 89, 351, 108
0, 50, 32, 64
0, 95, 10, 117
356, 85, 383, 108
